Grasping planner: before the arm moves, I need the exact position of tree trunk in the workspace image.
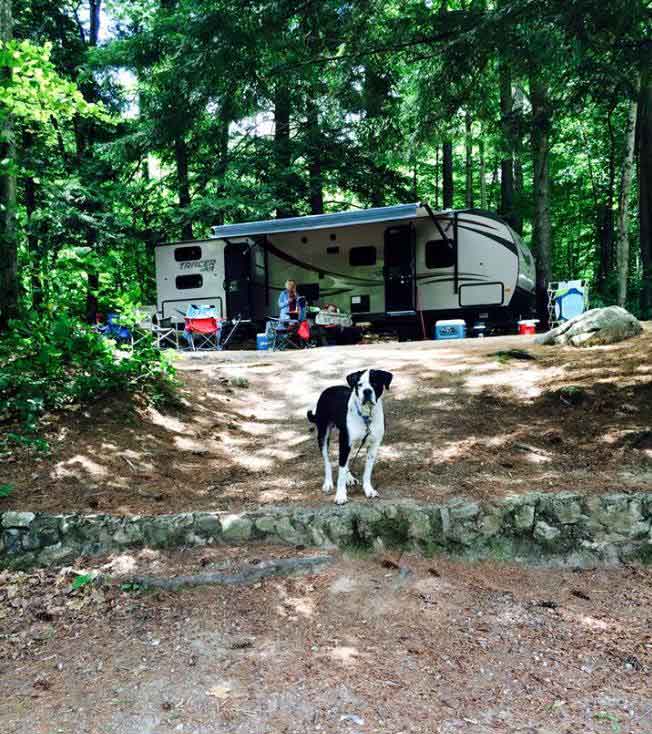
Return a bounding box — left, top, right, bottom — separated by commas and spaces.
82, 0, 102, 323
513, 85, 525, 234
530, 75, 553, 322
442, 140, 453, 209
616, 88, 639, 307
639, 64, 652, 319
499, 59, 515, 229
465, 112, 473, 208
174, 136, 193, 239
434, 145, 440, 209
274, 81, 293, 218
307, 99, 324, 215
22, 130, 43, 310
0, 0, 17, 331
213, 101, 231, 227
89, 0, 101, 44
364, 66, 387, 207
479, 137, 487, 209
596, 109, 617, 297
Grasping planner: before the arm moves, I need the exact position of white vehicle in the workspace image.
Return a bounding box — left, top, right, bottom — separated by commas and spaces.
155, 239, 227, 322
155, 203, 536, 330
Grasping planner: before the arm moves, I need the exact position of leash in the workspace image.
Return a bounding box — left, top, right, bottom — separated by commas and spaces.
352, 406, 372, 462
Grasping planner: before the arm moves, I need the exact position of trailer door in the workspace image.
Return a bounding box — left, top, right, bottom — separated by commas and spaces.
224, 241, 253, 319
384, 224, 415, 314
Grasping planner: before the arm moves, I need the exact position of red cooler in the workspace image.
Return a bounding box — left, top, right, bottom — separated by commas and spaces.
518, 319, 539, 335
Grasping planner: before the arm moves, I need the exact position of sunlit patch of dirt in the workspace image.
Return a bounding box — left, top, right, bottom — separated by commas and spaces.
2, 325, 651, 514
2, 548, 652, 733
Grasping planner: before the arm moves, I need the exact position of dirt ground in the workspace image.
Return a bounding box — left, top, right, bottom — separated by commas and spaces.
2, 327, 651, 515
2, 546, 652, 734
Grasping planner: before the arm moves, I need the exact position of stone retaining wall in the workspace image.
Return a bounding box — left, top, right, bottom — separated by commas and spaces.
2, 492, 652, 569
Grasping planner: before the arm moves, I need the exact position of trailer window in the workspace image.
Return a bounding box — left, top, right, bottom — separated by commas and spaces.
174, 246, 202, 262
425, 239, 455, 269
349, 246, 376, 266
176, 274, 203, 289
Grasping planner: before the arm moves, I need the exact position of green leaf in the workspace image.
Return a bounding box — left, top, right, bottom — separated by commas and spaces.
72, 573, 93, 590
0, 483, 13, 498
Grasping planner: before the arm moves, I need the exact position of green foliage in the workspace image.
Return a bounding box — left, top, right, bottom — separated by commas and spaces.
71, 573, 94, 590
0, 314, 176, 437
2, 0, 649, 389
0, 40, 110, 126
0, 484, 13, 498
120, 581, 143, 594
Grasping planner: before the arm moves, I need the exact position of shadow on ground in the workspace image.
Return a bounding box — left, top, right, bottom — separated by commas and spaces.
2, 327, 651, 514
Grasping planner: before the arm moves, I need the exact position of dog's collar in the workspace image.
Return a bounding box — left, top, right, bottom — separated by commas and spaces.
356, 404, 373, 428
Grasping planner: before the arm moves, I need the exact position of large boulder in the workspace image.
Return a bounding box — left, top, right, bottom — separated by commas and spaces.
535, 306, 642, 347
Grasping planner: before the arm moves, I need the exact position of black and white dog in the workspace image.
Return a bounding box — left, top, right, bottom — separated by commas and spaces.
307, 369, 393, 505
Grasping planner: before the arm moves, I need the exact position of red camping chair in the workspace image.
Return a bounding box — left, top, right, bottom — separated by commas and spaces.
184, 314, 221, 350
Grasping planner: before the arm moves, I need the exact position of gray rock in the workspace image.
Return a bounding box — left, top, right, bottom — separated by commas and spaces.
439, 507, 451, 537
478, 510, 503, 537
534, 521, 561, 543
587, 494, 650, 539
513, 502, 536, 531
274, 516, 306, 545
326, 510, 355, 545
113, 521, 144, 547
183, 532, 208, 547
37, 543, 76, 567
403, 508, 432, 541
448, 499, 481, 521
3, 529, 22, 554
194, 513, 222, 539
2, 512, 35, 529
254, 515, 278, 535
309, 524, 330, 547
535, 306, 642, 347
6, 491, 652, 569
221, 514, 253, 542
546, 493, 584, 525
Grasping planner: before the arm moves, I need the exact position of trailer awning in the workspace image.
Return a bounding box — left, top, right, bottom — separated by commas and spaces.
211, 203, 424, 240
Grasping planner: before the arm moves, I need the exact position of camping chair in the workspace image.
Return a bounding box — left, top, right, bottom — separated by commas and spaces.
547, 280, 589, 327
131, 306, 162, 349
266, 316, 312, 351
99, 312, 132, 346
184, 304, 221, 351
151, 314, 179, 350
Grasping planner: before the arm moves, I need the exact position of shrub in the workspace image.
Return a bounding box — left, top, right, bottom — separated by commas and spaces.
0, 314, 176, 438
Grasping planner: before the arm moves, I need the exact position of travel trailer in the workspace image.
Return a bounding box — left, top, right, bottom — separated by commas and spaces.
155, 203, 536, 331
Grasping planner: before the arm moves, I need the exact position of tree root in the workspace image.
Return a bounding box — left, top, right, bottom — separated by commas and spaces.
125, 554, 335, 590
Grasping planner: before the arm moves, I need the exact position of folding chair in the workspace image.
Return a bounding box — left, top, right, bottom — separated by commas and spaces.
266, 316, 312, 351
184, 305, 221, 351
131, 307, 159, 349
547, 280, 589, 327
151, 315, 179, 350
99, 312, 132, 346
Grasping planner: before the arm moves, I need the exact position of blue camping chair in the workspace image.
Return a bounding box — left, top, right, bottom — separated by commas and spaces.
547, 280, 589, 326
99, 313, 132, 345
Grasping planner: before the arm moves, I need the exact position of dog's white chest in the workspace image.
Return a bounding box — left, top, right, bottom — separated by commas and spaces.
347, 402, 383, 441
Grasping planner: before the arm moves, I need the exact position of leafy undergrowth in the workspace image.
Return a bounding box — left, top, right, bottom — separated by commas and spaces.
0, 315, 177, 452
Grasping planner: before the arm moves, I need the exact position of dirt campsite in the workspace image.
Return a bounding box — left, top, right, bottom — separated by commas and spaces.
3, 328, 651, 517
3, 328, 652, 734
